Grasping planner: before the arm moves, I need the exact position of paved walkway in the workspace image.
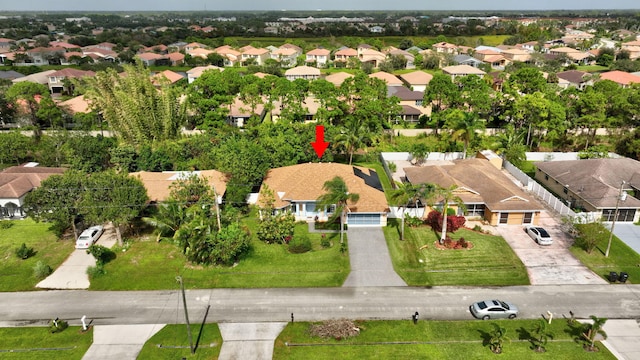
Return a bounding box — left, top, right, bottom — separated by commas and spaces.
343, 227, 407, 287
496, 211, 607, 285
82, 324, 165, 360
218, 322, 287, 360
602, 319, 640, 360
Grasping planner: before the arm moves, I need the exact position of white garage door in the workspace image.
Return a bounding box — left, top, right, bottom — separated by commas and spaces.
347, 213, 381, 226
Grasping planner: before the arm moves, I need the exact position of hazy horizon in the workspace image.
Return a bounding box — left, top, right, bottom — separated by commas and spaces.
0, 0, 638, 12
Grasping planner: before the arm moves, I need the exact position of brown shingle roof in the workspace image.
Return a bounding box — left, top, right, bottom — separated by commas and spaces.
404, 158, 543, 212
0, 166, 66, 199
369, 71, 403, 86
258, 163, 389, 213
130, 170, 227, 203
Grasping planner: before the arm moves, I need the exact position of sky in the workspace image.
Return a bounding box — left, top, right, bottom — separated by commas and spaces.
0, 0, 638, 12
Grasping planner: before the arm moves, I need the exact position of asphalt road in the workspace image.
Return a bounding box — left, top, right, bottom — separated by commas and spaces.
1, 285, 639, 327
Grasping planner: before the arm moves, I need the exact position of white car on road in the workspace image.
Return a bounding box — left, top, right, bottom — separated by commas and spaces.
75, 226, 104, 249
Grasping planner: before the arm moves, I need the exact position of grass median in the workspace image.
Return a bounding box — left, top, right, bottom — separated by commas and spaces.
384, 221, 530, 286
274, 319, 615, 359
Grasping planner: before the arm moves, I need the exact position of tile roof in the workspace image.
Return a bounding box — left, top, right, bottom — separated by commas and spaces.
399, 71, 433, 85
49, 68, 95, 78
599, 71, 640, 86
324, 71, 354, 86
369, 71, 403, 86
442, 65, 486, 76
284, 65, 321, 76
0, 166, 66, 199
404, 158, 543, 212
258, 163, 389, 213
556, 70, 589, 84
130, 170, 227, 203
58, 95, 91, 114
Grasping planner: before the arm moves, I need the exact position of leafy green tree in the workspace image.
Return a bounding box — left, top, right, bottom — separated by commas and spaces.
317, 176, 360, 244
390, 182, 434, 240
24, 170, 86, 239
257, 185, 295, 244
5, 82, 51, 137
62, 134, 115, 173
109, 144, 138, 172
80, 171, 148, 245
455, 74, 493, 115
424, 73, 459, 113
82, 60, 186, 146
443, 109, 485, 159
0, 131, 30, 166
187, 68, 244, 129
576, 88, 607, 148
506, 67, 547, 95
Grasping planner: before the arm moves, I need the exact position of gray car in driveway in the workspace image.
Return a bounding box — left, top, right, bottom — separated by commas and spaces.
470, 299, 519, 320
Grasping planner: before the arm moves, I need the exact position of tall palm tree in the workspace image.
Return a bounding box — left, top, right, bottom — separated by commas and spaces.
334, 117, 370, 165
433, 185, 466, 244
390, 182, 435, 241
317, 176, 359, 244
444, 109, 485, 159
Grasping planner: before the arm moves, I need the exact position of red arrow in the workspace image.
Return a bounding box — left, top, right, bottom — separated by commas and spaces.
311, 125, 329, 158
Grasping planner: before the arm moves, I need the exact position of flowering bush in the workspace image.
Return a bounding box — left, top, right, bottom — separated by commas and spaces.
425, 210, 465, 234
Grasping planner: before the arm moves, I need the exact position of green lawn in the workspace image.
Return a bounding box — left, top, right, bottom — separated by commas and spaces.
0, 219, 73, 292
137, 324, 222, 360
570, 228, 640, 283
384, 222, 530, 286
274, 319, 614, 359
89, 222, 349, 290
0, 326, 93, 360
576, 65, 609, 73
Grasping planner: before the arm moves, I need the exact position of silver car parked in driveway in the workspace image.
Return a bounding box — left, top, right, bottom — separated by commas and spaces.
75, 225, 104, 249
470, 299, 519, 320
526, 226, 553, 245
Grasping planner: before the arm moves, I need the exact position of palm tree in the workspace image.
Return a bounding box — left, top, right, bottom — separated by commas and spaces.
334, 117, 370, 165
531, 318, 554, 353
489, 323, 510, 354
433, 185, 466, 244
389, 182, 435, 241
317, 176, 359, 244
582, 315, 608, 351
444, 109, 485, 159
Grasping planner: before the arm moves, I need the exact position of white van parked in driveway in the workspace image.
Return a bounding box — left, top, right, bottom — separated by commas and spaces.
75, 225, 104, 249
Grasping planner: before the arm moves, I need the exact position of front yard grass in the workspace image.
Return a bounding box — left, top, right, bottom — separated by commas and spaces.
0, 326, 93, 360
137, 324, 222, 360
89, 222, 349, 290
0, 219, 72, 292
384, 221, 530, 286
274, 319, 614, 359
570, 228, 640, 283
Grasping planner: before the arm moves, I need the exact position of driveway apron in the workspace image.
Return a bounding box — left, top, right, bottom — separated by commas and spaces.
343, 227, 407, 287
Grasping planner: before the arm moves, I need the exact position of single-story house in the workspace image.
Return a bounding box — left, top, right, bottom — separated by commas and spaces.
284, 66, 320, 81
404, 158, 544, 225
441, 65, 486, 81
534, 158, 640, 222
399, 71, 433, 92
130, 170, 227, 205
257, 162, 389, 226
0, 164, 66, 218
324, 71, 354, 87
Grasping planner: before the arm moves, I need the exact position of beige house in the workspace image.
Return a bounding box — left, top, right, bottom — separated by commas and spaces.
257, 162, 389, 226
534, 158, 640, 223
241, 47, 270, 66
270, 47, 300, 67
442, 65, 486, 81
404, 158, 543, 226
334, 47, 358, 65
324, 71, 354, 87
305, 48, 331, 67
399, 71, 433, 92
0, 164, 66, 218
500, 48, 532, 62
369, 71, 403, 86
284, 65, 321, 81
130, 170, 227, 204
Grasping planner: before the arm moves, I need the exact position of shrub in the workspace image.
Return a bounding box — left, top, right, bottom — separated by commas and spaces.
33, 261, 52, 279
15, 243, 36, 259
457, 237, 468, 249
86, 245, 116, 266
425, 210, 466, 233
0, 221, 14, 229
320, 234, 331, 248
405, 215, 423, 227
49, 318, 69, 333
473, 224, 483, 232
288, 234, 312, 254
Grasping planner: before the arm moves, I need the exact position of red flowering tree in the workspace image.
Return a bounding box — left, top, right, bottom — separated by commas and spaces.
425, 210, 466, 234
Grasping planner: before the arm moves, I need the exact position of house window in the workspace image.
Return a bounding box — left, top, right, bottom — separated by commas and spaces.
499, 213, 509, 224
545, 175, 549, 180
466, 203, 485, 217
602, 209, 636, 222
523, 212, 533, 224
563, 187, 568, 194
415, 100, 423, 106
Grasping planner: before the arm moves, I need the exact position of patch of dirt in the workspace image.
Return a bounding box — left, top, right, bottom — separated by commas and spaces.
309, 319, 361, 340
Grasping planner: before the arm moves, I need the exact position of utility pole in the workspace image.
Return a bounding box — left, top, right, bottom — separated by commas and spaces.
176, 276, 194, 354
606, 181, 626, 258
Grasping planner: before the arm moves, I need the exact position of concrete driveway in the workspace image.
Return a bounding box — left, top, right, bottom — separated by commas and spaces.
496, 211, 607, 285
36, 224, 117, 290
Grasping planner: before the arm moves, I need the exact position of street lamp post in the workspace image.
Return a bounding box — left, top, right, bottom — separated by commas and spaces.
605, 181, 626, 258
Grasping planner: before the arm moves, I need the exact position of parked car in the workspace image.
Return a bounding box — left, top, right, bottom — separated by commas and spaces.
469, 299, 519, 320
75, 225, 104, 249
526, 226, 553, 245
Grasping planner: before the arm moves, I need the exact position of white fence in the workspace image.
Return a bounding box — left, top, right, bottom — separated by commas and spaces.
388, 206, 426, 219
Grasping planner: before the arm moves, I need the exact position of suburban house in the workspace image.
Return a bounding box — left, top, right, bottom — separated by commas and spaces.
385, 47, 415, 68
432, 42, 459, 54
270, 47, 300, 67
534, 158, 640, 222
23, 47, 67, 65
241, 47, 271, 66
151, 70, 184, 85
333, 47, 358, 66
284, 65, 320, 81
548, 47, 593, 65
359, 48, 386, 68
442, 65, 486, 81
403, 157, 544, 225
47, 68, 95, 94
214, 46, 242, 67
369, 71, 403, 86
12, 69, 57, 85
453, 54, 484, 68
621, 40, 640, 60
555, 70, 594, 90
227, 97, 266, 127
80, 46, 118, 62
186, 65, 222, 84
257, 162, 389, 226
0, 164, 66, 219
187, 47, 215, 59
500, 48, 532, 63
270, 96, 321, 122
598, 71, 640, 88
305, 48, 331, 67
324, 71, 354, 87
387, 86, 429, 124
130, 170, 227, 205
399, 70, 433, 92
